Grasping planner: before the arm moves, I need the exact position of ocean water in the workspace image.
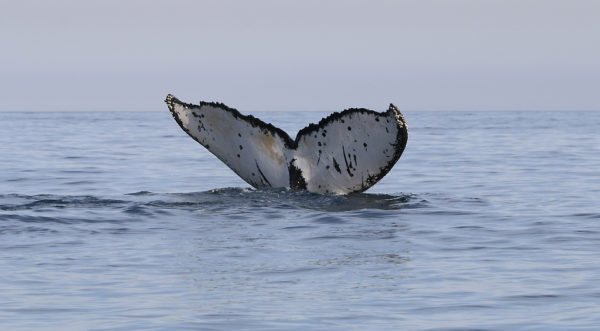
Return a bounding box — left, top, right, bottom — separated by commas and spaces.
1, 110, 599, 330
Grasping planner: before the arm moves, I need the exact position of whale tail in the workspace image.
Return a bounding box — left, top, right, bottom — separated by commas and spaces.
165, 95, 407, 194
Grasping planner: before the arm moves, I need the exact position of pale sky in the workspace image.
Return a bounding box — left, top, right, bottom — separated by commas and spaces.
1, 0, 599, 111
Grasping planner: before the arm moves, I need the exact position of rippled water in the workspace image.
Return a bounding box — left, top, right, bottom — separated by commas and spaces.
1, 110, 599, 330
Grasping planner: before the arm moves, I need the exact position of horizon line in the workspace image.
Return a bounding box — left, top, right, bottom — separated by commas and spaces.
1, 109, 599, 113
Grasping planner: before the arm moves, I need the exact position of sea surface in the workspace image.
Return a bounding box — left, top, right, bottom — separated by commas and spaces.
1, 110, 599, 330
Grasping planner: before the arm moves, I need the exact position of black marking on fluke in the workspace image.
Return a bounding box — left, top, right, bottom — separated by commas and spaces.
332, 157, 342, 174
341, 146, 354, 177
255, 161, 272, 187
288, 159, 307, 190
165, 94, 408, 194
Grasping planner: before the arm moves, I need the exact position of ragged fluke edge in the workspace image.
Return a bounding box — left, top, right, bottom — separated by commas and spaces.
165, 94, 407, 194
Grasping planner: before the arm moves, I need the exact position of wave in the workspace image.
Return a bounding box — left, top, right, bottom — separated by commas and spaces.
0, 188, 424, 215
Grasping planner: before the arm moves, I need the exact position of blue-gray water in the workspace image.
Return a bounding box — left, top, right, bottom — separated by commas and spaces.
1, 110, 599, 330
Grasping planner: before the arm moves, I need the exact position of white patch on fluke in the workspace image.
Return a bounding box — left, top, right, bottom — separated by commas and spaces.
165, 94, 408, 194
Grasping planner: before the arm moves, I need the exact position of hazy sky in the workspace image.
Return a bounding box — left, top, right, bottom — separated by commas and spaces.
1, 0, 599, 111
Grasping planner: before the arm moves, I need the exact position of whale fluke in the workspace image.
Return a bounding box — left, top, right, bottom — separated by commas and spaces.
165, 94, 407, 194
